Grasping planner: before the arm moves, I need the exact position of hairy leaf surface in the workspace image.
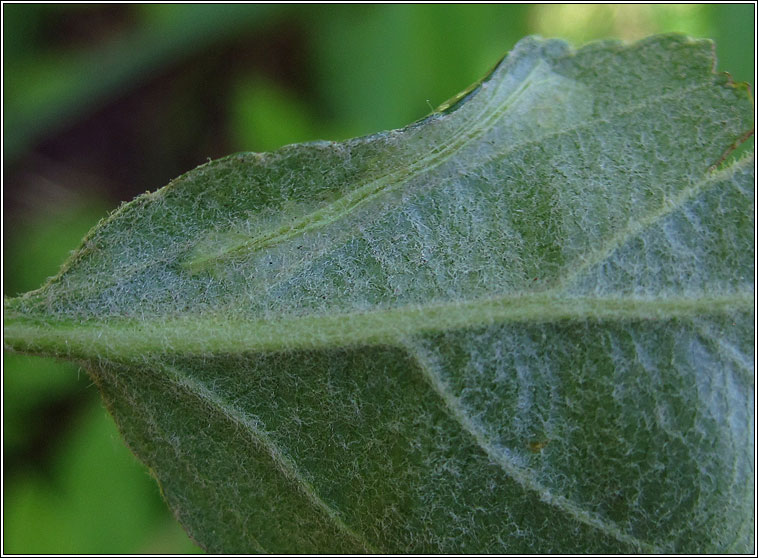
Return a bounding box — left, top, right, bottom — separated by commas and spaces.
4, 35, 755, 553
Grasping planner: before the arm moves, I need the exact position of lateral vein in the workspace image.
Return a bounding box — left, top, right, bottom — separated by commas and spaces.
405, 341, 660, 552
557, 156, 752, 290
160, 363, 380, 553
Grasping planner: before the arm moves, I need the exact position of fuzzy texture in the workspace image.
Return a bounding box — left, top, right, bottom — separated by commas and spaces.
4, 34, 755, 553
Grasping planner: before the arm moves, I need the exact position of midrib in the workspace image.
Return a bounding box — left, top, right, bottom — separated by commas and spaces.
5, 292, 752, 361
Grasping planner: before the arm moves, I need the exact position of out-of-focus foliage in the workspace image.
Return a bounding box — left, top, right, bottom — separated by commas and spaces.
3, 4, 754, 553
2, 3, 282, 161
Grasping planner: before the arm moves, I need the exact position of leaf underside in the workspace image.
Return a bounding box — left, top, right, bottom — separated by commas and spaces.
4, 34, 755, 553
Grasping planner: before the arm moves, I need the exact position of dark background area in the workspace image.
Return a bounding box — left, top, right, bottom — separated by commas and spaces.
3, 4, 754, 553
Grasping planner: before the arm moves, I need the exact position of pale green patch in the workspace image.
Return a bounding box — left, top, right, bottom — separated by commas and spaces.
185, 59, 593, 274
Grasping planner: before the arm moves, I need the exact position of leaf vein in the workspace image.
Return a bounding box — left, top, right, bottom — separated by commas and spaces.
403, 340, 660, 552
556, 157, 752, 291
5, 293, 752, 359
160, 363, 380, 554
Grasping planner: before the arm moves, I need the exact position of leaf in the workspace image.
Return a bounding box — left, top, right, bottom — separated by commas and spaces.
4, 34, 754, 553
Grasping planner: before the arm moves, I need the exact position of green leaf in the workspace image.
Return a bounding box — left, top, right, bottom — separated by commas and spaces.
4, 34, 754, 553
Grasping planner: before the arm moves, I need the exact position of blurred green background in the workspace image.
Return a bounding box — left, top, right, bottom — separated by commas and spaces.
3, 4, 754, 553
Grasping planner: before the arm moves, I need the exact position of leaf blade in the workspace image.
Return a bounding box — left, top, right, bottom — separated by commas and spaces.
4, 34, 754, 553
